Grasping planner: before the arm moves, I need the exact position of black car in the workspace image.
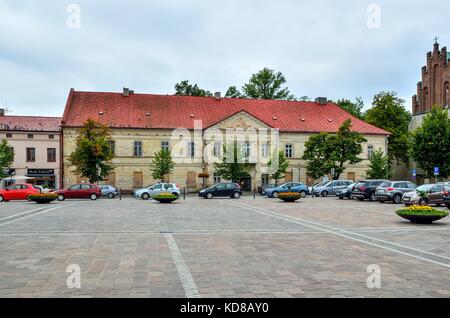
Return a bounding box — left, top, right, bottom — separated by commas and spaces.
199, 183, 242, 199
351, 180, 388, 201
444, 186, 450, 209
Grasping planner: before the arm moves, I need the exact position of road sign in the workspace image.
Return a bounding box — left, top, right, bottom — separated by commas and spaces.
434, 167, 440, 176
412, 169, 417, 177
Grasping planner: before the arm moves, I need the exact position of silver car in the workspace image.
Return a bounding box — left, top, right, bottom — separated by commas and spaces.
133, 183, 181, 200
313, 180, 354, 197
100, 185, 118, 198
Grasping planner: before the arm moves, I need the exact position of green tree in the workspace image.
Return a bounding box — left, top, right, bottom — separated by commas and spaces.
336, 97, 364, 119
365, 91, 411, 163
174, 80, 213, 97
151, 149, 175, 182
68, 119, 115, 183
366, 149, 391, 179
268, 150, 289, 185
242, 68, 296, 100
214, 143, 253, 182
225, 86, 243, 98
0, 139, 14, 179
303, 119, 367, 180
411, 106, 450, 178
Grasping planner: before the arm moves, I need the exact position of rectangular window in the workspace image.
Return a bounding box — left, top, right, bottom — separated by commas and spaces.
49, 135, 55, 139
161, 141, 169, 152
109, 140, 116, 156
26, 148, 35, 162
213, 173, 222, 184
133, 141, 143, 157
47, 148, 56, 162
28, 134, 34, 139
9, 147, 14, 161
367, 145, 374, 159
187, 142, 195, 158
285, 144, 293, 158
243, 141, 251, 158
261, 143, 269, 158
213, 142, 222, 157
6, 133, 12, 138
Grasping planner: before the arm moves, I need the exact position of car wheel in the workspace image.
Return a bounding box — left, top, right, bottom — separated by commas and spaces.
392, 194, 402, 204
446, 204, 450, 210
321, 190, 328, 197
141, 193, 150, 200
0, 195, 4, 202
272, 191, 279, 198
378, 200, 385, 203
206, 192, 213, 199
172, 192, 179, 198
339, 197, 344, 200
90, 193, 98, 200
369, 192, 377, 202
58, 194, 65, 201
233, 192, 241, 199
436, 203, 442, 207
418, 198, 428, 206
107, 192, 115, 199
358, 197, 365, 201
299, 191, 307, 198
26, 195, 32, 201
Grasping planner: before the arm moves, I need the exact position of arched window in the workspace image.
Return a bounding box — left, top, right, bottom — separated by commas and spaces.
423, 87, 429, 112
444, 82, 449, 107
367, 145, 374, 159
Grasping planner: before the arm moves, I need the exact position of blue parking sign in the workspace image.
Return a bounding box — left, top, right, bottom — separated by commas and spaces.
434, 167, 440, 175
412, 169, 417, 177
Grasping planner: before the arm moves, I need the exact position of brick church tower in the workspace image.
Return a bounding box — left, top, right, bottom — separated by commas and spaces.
412, 40, 450, 114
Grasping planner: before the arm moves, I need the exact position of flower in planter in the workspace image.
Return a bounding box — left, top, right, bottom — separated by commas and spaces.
27, 193, 59, 204
396, 206, 449, 224
153, 193, 179, 203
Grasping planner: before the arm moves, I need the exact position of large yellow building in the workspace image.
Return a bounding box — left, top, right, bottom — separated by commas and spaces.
61, 89, 389, 191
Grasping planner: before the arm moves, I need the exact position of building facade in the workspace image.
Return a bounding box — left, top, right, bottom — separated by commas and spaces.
0, 112, 62, 189
61, 89, 389, 191
412, 41, 450, 115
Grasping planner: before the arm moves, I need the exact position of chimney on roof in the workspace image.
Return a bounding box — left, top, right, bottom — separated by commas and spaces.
315, 97, 328, 105
214, 92, 221, 100
0, 109, 4, 116
123, 87, 134, 97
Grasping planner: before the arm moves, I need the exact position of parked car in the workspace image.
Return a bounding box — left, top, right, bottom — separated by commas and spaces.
351, 180, 389, 201
443, 186, 450, 209
133, 183, 181, 200
100, 185, 118, 198
199, 183, 242, 199
313, 180, 353, 197
260, 184, 277, 196
336, 183, 356, 200
53, 184, 101, 201
375, 181, 417, 204
265, 182, 309, 198
0, 183, 39, 202
402, 184, 446, 206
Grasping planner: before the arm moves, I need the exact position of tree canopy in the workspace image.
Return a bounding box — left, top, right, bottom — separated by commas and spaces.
0, 139, 14, 179
174, 80, 213, 97
411, 106, 450, 178
302, 119, 367, 180
268, 150, 289, 185
68, 119, 115, 183
151, 149, 175, 182
336, 97, 365, 119
364, 91, 411, 163
214, 143, 254, 182
241, 68, 296, 100
366, 149, 391, 179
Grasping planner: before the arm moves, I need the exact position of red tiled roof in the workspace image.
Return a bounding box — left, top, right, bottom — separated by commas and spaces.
0, 115, 61, 132
61, 89, 389, 135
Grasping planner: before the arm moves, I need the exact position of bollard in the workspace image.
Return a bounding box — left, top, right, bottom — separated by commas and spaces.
119, 188, 122, 201
183, 187, 186, 200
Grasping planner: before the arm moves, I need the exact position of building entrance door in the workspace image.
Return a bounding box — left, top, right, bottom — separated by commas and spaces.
240, 176, 252, 192
133, 172, 143, 189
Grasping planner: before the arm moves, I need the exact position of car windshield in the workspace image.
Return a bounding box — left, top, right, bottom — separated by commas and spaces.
416, 184, 434, 192
380, 182, 391, 187
315, 181, 328, 187
356, 181, 368, 186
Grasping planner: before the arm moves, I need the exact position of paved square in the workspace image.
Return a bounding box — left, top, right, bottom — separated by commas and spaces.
0, 195, 449, 298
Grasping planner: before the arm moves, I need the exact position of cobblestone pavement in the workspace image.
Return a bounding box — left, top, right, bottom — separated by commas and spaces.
0, 195, 449, 298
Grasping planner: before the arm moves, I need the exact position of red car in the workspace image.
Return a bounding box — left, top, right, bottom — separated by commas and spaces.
53, 184, 101, 201
0, 183, 39, 202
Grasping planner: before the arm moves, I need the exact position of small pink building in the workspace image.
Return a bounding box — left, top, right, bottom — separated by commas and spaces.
0, 111, 61, 189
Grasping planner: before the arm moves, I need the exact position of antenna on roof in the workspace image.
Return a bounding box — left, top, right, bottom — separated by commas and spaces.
0, 102, 12, 116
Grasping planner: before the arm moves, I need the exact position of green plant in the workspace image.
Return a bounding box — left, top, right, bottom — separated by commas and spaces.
151, 149, 175, 182
278, 192, 301, 202
396, 206, 448, 217
28, 194, 59, 200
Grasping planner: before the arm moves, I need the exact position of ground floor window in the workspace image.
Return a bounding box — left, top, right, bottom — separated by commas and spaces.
213, 173, 221, 184
261, 174, 269, 186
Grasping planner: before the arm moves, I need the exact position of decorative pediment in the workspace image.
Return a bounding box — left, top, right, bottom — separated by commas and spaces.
208, 110, 272, 130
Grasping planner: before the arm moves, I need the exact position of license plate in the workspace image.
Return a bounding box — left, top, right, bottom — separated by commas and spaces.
378, 189, 385, 193
404, 197, 410, 202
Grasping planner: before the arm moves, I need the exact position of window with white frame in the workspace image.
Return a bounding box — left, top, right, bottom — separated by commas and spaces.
285, 144, 293, 158
261, 143, 270, 158
213, 173, 221, 184
161, 141, 169, 152
243, 141, 251, 158
187, 142, 195, 158
367, 145, 374, 159
213, 141, 222, 157
133, 141, 143, 157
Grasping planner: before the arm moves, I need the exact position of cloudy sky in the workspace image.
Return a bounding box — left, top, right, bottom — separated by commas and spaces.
1, 0, 449, 116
